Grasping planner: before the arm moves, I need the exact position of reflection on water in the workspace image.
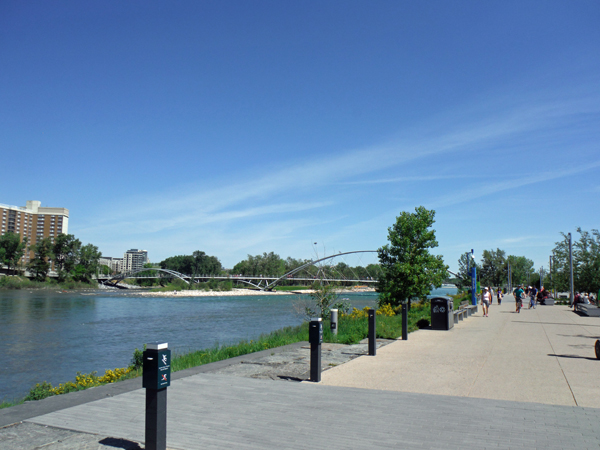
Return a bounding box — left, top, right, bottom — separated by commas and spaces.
0, 290, 378, 401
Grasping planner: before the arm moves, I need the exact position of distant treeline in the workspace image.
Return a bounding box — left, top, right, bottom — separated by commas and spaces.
142, 250, 382, 286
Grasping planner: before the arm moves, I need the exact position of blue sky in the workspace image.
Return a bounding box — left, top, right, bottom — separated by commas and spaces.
1, 1, 599, 272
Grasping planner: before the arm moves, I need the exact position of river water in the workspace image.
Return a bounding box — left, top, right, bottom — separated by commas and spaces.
0, 286, 456, 402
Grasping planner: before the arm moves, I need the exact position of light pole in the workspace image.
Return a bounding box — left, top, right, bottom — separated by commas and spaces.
470, 249, 477, 306
549, 254, 553, 297
568, 233, 574, 305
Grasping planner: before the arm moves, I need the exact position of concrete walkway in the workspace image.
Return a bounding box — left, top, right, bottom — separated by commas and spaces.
321, 295, 600, 407
3, 296, 600, 449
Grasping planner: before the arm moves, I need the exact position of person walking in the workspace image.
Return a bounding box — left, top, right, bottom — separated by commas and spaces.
529, 286, 538, 309
481, 287, 491, 317
497, 288, 503, 305
514, 285, 524, 313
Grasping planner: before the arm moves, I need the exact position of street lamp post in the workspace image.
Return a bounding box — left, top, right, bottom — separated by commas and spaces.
470, 249, 477, 306
568, 233, 574, 305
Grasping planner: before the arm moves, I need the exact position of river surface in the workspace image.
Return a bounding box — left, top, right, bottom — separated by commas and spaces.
0, 286, 456, 402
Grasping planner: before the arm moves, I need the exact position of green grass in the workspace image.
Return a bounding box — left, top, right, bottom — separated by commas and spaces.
149, 279, 233, 292
0, 399, 24, 409
0, 276, 98, 290
171, 324, 310, 371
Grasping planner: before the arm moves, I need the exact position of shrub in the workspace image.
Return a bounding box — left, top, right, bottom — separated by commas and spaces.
24, 381, 54, 401
130, 345, 145, 370
23, 368, 132, 402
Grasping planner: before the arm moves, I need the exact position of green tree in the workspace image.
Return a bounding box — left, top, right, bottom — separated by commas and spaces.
573, 228, 600, 294
551, 228, 600, 294
191, 250, 222, 275
160, 252, 222, 276
304, 281, 350, 320
28, 237, 53, 281
365, 263, 382, 280
479, 248, 507, 287
507, 255, 534, 286
0, 231, 28, 276
72, 243, 101, 282
377, 206, 448, 307
232, 252, 285, 276
53, 234, 81, 282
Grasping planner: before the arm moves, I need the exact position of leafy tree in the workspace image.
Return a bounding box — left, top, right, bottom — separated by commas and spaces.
479, 248, 507, 287
0, 232, 28, 275
302, 281, 350, 320
28, 237, 53, 281
72, 243, 101, 282
53, 234, 81, 282
377, 206, 448, 307
160, 251, 222, 276
365, 263, 382, 280
284, 257, 307, 273
160, 255, 194, 274
551, 228, 600, 294
232, 252, 285, 276
549, 233, 570, 292
507, 255, 534, 287
573, 228, 600, 294
191, 250, 222, 275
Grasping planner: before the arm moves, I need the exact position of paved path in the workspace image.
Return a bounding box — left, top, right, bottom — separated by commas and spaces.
321, 296, 600, 407
3, 296, 600, 449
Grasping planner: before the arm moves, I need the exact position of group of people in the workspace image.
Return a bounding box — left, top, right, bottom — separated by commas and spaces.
572, 292, 597, 310
512, 285, 553, 312
479, 285, 554, 315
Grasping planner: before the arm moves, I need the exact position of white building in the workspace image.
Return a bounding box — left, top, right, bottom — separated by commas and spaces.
123, 249, 148, 272
99, 257, 123, 274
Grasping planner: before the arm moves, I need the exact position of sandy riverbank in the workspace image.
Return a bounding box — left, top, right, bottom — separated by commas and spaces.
133, 287, 376, 297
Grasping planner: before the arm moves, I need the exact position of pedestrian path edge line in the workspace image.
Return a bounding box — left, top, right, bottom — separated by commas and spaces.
537, 308, 579, 406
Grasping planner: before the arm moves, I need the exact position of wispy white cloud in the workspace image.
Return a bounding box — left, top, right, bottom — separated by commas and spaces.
78, 87, 600, 265
428, 161, 600, 209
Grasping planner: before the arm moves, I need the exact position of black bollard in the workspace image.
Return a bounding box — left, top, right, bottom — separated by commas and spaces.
309, 318, 323, 382
143, 342, 171, 450
368, 309, 376, 356
402, 303, 408, 341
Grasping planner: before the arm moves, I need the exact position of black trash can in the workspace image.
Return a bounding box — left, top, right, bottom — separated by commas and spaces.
430, 296, 454, 330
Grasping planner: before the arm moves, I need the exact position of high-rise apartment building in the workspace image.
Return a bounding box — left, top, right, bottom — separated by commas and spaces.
0, 200, 69, 264
123, 249, 148, 272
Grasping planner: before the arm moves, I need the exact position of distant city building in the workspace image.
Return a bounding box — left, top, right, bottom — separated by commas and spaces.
99, 257, 123, 274
0, 200, 69, 265
123, 249, 148, 272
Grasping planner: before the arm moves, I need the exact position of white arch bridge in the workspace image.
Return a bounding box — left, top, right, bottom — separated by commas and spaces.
98, 250, 379, 291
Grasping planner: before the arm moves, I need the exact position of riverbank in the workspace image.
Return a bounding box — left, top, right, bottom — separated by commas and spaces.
1, 300, 430, 409
134, 286, 377, 297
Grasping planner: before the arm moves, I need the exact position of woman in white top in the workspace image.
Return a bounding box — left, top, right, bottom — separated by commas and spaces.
481, 287, 491, 317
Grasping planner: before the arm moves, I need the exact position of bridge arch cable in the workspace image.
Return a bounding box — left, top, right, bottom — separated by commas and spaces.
359, 251, 380, 281
262, 250, 377, 291
339, 252, 362, 284
103, 267, 192, 286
